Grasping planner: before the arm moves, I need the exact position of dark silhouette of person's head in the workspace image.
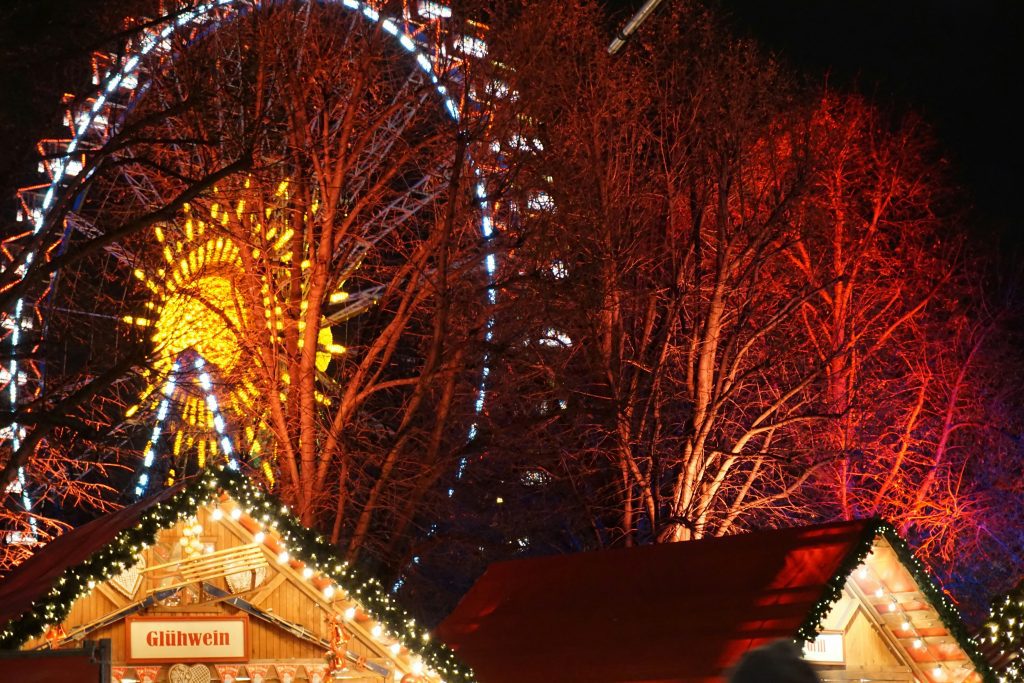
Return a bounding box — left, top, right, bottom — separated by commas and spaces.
728, 640, 822, 683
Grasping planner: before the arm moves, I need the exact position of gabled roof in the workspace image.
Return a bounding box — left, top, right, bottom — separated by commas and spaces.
436, 520, 992, 683
0, 485, 183, 629
0, 468, 475, 683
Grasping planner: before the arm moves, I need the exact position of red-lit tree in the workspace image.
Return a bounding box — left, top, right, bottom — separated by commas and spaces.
1, 0, 496, 578
479, 0, 1024, 596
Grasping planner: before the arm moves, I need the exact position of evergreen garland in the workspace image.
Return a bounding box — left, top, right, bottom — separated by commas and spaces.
977, 581, 1024, 681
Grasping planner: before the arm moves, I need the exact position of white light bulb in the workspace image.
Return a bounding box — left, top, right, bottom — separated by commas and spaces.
372, 623, 383, 638
303, 567, 314, 579
230, 508, 242, 520
902, 620, 911, 631
344, 607, 357, 621
390, 643, 401, 656
324, 585, 335, 599
277, 551, 289, 564
211, 508, 223, 521
913, 638, 924, 649
253, 531, 266, 543
874, 587, 884, 598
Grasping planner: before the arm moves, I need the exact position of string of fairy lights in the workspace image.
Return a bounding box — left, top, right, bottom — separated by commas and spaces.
854, 562, 949, 680
0, 467, 476, 683
977, 582, 1024, 682
132, 356, 242, 498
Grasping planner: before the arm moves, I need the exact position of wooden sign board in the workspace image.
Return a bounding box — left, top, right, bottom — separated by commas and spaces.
126, 616, 249, 663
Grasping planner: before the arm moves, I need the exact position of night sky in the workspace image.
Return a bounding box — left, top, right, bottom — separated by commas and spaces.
2, 0, 1022, 243
608, 0, 1023, 244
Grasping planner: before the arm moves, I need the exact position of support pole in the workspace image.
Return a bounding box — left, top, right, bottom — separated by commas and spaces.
608, 0, 671, 55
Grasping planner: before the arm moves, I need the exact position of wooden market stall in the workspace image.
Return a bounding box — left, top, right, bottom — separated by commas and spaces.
0, 469, 473, 683
437, 520, 994, 683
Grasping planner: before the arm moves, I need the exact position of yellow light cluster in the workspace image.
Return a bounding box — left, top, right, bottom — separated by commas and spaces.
122, 178, 349, 484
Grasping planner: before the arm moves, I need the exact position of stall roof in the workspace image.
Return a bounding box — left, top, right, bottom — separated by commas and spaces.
0, 485, 181, 629
436, 520, 991, 683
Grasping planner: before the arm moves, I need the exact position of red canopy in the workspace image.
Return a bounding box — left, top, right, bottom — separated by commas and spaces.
0, 654, 102, 681
0, 486, 181, 629
436, 520, 874, 683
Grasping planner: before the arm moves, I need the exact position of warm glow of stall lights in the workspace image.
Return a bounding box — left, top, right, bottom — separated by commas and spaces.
858, 566, 868, 579
875, 587, 885, 598
324, 585, 335, 599
372, 623, 383, 638
230, 508, 242, 520
390, 642, 401, 656
211, 508, 223, 521
888, 601, 898, 612
344, 607, 357, 621
253, 531, 266, 543
914, 638, 924, 649
303, 567, 314, 579
902, 620, 912, 631
933, 666, 945, 679
411, 658, 424, 675
277, 551, 289, 563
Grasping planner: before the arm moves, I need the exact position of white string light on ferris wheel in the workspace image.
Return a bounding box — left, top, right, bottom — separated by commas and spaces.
192, 355, 239, 473
5, 298, 35, 533
133, 356, 240, 498
458, 175, 499, 485
133, 365, 179, 498
8, 1, 233, 507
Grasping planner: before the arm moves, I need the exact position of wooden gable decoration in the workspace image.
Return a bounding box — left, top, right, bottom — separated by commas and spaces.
0, 469, 474, 683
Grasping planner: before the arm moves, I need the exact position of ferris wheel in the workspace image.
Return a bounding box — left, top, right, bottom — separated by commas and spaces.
1, 0, 501, 542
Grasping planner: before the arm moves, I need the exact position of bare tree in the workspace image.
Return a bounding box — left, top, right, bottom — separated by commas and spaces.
2, 0, 495, 574
482, 1, 1024, 589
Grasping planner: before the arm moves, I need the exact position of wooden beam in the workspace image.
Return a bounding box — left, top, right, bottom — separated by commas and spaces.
847, 578, 933, 682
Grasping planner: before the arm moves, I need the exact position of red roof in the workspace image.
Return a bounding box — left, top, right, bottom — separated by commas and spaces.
0, 653, 102, 682
436, 520, 875, 683
0, 486, 181, 629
